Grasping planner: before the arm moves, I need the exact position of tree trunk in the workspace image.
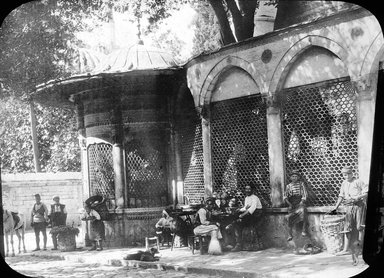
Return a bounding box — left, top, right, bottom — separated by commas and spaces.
29, 101, 41, 172
208, 0, 236, 45
226, 0, 243, 41
237, 0, 258, 39
209, 0, 257, 45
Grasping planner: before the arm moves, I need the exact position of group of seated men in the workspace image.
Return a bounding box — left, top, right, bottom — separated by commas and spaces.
194, 183, 263, 252
155, 183, 263, 253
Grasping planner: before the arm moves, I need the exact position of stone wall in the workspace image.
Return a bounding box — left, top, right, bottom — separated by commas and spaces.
102, 208, 162, 248
2, 172, 83, 230
260, 208, 347, 252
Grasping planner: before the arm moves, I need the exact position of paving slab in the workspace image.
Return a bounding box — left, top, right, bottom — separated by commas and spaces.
20, 245, 369, 278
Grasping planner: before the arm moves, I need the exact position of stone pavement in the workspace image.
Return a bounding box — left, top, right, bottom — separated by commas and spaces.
2, 230, 372, 278
4, 254, 220, 278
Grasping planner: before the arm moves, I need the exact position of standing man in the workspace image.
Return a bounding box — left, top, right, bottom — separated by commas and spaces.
31, 194, 49, 251
332, 165, 368, 256
49, 196, 67, 250
231, 183, 263, 252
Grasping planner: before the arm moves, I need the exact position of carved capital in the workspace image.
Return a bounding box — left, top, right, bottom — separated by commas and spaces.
353, 79, 371, 92
264, 95, 280, 114
196, 105, 210, 120
352, 74, 376, 100
78, 133, 87, 150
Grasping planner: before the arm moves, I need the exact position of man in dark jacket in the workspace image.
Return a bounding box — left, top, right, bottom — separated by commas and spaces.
49, 196, 67, 250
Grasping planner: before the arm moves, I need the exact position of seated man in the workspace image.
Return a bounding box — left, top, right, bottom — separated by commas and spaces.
231, 183, 263, 252
194, 197, 223, 255
219, 196, 240, 249
283, 170, 308, 241
155, 208, 174, 245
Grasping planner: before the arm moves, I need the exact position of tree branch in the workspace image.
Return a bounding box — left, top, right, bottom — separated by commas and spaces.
225, 0, 243, 41
208, 0, 236, 45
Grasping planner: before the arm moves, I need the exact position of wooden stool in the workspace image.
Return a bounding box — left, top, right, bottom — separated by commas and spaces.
188, 234, 210, 254
145, 236, 160, 251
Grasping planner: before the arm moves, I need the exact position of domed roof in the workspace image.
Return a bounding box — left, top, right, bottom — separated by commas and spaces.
71, 48, 106, 74
94, 42, 177, 73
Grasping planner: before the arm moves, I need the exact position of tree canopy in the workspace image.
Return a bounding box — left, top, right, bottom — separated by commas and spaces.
0, 0, 277, 173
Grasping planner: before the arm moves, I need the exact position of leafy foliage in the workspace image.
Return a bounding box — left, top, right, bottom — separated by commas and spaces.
50, 225, 80, 236
0, 1, 90, 173
0, 97, 34, 172
191, 0, 222, 56
2, 0, 267, 174
0, 96, 80, 173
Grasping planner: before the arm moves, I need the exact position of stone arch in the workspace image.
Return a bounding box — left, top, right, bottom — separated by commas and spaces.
360, 31, 384, 76
198, 56, 260, 108
269, 35, 349, 93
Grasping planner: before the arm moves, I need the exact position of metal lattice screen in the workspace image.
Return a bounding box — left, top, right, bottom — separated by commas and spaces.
179, 117, 205, 204
88, 143, 115, 199
125, 126, 168, 208
211, 95, 271, 206
281, 78, 358, 206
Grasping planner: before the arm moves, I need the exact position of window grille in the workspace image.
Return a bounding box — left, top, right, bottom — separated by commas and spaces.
281, 78, 358, 206
179, 118, 205, 204
125, 127, 168, 208
88, 143, 115, 199
211, 95, 271, 206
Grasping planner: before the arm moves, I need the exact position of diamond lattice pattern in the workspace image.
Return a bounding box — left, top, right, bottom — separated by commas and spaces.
281, 78, 358, 206
211, 95, 271, 207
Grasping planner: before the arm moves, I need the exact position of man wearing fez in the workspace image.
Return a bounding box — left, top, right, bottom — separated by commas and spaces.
49, 196, 67, 250
332, 165, 368, 256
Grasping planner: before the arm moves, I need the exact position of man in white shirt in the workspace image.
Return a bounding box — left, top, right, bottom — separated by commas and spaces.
31, 194, 49, 251
332, 165, 368, 256
231, 183, 262, 252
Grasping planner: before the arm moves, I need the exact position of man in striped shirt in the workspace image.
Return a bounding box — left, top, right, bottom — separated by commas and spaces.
284, 170, 308, 241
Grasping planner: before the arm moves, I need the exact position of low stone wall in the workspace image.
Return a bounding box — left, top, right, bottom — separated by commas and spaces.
100, 208, 163, 248
2, 172, 83, 230
96, 207, 343, 250
260, 207, 347, 252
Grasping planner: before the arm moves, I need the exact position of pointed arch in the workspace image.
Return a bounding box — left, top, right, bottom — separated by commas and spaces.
269, 35, 349, 93
198, 56, 260, 108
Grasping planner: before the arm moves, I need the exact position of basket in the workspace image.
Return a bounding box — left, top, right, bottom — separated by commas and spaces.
320, 214, 345, 254
85, 195, 110, 221
57, 233, 76, 252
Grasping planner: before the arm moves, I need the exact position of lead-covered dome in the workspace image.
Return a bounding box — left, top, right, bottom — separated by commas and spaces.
94, 41, 177, 73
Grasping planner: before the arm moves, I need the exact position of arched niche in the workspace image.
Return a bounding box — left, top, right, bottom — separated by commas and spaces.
283, 46, 349, 89
211, 67, 259, 102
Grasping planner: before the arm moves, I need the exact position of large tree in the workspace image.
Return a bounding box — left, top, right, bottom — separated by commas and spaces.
207, 0, 277, 45
0, 0, 277, 173
0, 0, 94, 173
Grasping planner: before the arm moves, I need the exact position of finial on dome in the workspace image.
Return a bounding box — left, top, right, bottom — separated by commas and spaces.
136, 17, 144, 45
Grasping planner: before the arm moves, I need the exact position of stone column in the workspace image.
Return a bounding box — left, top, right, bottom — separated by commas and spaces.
353, 74, 377, 184
174, 130, 184, 204
265, 96, 285, 207
111, 102, 125, 209
76, 100, 89, 246
76, 101, 89, 201
168, 123, 178, 207
201, 111, 213, 199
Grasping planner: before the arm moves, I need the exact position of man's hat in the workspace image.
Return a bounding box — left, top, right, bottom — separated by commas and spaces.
341, 165, 353, 173
290, 169, 301, 177
53, 195, 60, 201
34, 194, 41, 198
